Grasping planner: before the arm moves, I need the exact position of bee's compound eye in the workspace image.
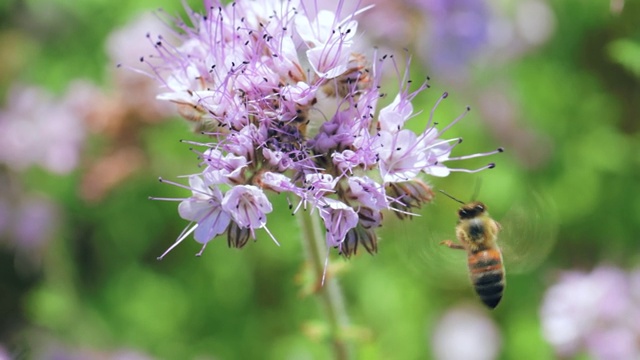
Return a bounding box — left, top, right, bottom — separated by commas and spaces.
459, 209, 468, 217
475, 205, 484, 212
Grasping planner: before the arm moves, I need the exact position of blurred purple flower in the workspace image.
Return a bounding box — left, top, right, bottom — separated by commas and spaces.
431, 305, 502, 360
33, 341, 154, 360
540, 265, 640, 359
0, 85, 86, 174
13, 196, 58, 250
146, 0, 502, 258
419, 0, 489, 75
0, 187, 59, 270
356, 0, 556, 81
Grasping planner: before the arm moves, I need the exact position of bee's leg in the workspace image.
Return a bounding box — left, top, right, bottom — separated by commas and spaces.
495, 220, 502, 231
439, 240, 465, 250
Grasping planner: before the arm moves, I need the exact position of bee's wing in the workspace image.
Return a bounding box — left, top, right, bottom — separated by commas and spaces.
390, 216, 470, 288
498, 192, 559, 274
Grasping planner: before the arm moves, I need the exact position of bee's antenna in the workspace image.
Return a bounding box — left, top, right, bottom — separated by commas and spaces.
471, 178, 483, 201
439, 190, 466, 205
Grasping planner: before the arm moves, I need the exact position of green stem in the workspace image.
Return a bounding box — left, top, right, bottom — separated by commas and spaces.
297, 209, 352, 360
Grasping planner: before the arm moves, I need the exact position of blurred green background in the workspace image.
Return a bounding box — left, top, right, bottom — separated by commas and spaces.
1, 0, 639, 359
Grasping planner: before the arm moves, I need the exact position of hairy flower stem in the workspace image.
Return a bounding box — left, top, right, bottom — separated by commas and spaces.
297, 210, 352, 360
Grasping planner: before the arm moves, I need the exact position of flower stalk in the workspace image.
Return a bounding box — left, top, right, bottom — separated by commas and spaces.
297, 209, 352, 360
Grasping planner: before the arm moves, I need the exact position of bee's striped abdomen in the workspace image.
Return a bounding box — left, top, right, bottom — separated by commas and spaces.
467, 248, 505, 309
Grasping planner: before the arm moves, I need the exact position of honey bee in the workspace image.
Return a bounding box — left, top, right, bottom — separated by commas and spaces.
439, 191, 505, 309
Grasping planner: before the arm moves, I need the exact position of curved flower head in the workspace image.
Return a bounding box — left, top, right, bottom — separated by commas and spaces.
148, 0, 503, 260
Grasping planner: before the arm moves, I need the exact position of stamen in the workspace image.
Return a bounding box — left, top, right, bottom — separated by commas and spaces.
262, 226, 281, 246
321, 247, 330, 286
179, 139, 213, 147
419, 136, 462, 150
426, 92, 448, 129
157, 223, 197, 260
195, 242, 207, 257
388, 206, 421, 217
438, 105, 471, 135
341, 4, 375, 26
448, 163, 496, 173
444, 147, 505, 162
158, 177, 207, 194
148, 196, 185, 202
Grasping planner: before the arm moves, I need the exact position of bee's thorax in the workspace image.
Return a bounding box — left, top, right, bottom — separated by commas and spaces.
468, 218, 485, 240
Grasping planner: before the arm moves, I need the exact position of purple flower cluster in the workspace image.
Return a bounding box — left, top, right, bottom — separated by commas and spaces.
146, 0, 501, 258
540, 266, 640, 359
0, 84, 87, 174
420, 0, 489, 74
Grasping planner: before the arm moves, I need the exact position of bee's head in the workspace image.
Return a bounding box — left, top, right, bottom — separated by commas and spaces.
458, 201, 487, 220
